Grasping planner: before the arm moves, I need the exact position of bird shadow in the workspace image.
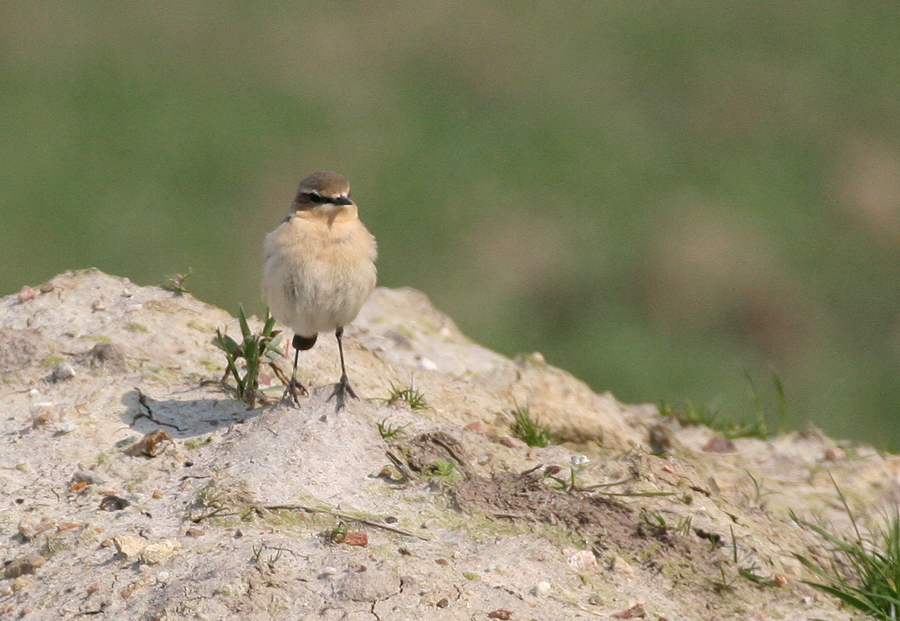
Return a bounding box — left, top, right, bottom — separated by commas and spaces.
119, 387, 266, 439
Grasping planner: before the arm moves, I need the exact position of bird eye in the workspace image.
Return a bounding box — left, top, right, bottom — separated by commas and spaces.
305, 192, 327, 204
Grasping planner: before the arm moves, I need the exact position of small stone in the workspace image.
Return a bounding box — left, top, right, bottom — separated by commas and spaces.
533, 581, 551, 596
703, 436, 737, 453
185, 528, 204, 538
91, 298, 107, 311
126, 429, 174, 458
488, 609, 513, 620
611, 602, 645, 619
18, 515, 54, 540
773, 573, 793, 587
611, 555, 635, 580
4, 554, 45, 579
824, 447, 846, 461
343, 530, 368, 547
140, 539, 180, 564
499, 436, 528, 449
12, 576, 35, 592
436, 598, 449, 608
571, 454, 590, 467
321, 566, 338, 577
648, 424, 673, 454
464, 421, 490, 434
39, 281, 55, 293
86, 583, 101, 595
528, 351, 546, 364
417, 356, 438, 371
17, 285, 36, 303
100, 495, 130, 511
152, 490, 164, 499
156, 571, 170, 584
49, 362, 76, 382
114, 534, 148, 559
58, 419, 77, 433
476, 454, 492, 465
566, 549, 597, 573
420, 518, 442, 530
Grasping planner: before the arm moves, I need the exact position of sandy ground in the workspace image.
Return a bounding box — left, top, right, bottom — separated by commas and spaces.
1, 269, 896, 620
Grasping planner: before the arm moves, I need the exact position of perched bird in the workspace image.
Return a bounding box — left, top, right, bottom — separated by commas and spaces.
262, 171, 377, 410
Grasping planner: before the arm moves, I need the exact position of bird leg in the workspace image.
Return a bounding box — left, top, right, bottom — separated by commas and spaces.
328, 327, 358, 410
283, 333, 316, 406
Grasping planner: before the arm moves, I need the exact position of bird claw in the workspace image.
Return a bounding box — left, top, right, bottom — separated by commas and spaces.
282, 379, 308, 407
327, 375, 358, 411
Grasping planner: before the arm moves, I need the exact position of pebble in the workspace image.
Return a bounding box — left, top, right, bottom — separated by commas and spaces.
58, 419, 77, 433
499, 436, 528, 449
113, 534, 148, 559
533, 581, 551, 596
343, 530, 368, 547
566, 549, 597, 573
703, 436, 737, 453
417, 356, 438, 371
18, 515, 54, 540
420, 518, 442, 530
321, 566, 338, 577
611, 555, 635, 580
100, 495, 130, 511
4, 554, 45, 579
140, 539, 180, 564
49, 362, 76, 382
464, 421, 491, 434
17, 285, 36, 303
12, 576, 35, 592
126, 429, 174, 458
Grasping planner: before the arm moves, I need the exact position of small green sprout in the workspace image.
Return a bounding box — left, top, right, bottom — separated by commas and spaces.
425, 459, 457, 479
329, 521, 349, 544
377, 418, 409, 439
213, 306, 285, 408
163, 268, 193, 295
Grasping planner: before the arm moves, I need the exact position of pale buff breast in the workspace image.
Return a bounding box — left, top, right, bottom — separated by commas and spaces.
262, 214, 377, 337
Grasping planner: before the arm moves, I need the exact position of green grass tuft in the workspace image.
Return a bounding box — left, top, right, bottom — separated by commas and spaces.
793, 481, 900, 620
510, 405, 554, 447
383, 381, 428, 410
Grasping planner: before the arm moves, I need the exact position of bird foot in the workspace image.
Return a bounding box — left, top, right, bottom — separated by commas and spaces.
327, 375, 358, 411
282, 379, 308, 407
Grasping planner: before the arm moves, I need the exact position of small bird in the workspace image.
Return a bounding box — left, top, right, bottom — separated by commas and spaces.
262, 171, 377, 410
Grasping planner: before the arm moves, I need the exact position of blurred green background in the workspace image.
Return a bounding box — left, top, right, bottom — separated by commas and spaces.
4, 2, 900, 448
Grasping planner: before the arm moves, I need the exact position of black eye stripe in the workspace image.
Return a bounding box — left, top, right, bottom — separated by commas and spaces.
305, 192, 329, 204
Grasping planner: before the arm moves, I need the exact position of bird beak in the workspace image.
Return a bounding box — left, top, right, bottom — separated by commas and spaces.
333, 197, 353, 206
